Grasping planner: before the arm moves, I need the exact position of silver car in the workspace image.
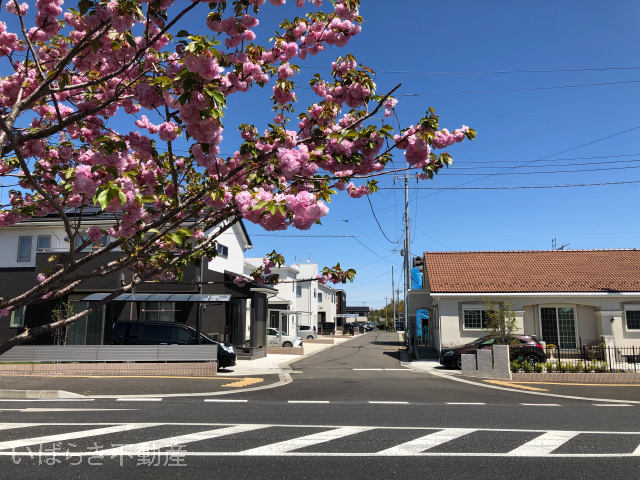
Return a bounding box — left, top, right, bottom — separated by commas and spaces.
296, 325, 317, 340
267, 328, 303, 347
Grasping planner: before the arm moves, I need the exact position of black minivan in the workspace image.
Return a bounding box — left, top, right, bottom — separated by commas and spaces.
110, 321, 236, 368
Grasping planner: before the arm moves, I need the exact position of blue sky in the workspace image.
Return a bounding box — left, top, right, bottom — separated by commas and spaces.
5, 1, 640, 309
235, 1, 640, 309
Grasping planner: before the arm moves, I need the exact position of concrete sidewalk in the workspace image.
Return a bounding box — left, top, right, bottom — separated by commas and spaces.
218, 336, 355, 376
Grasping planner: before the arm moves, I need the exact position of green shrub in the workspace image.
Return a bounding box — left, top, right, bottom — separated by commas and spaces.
534, 363, 544, 373
564, 363, 576, 373
544, 361, 554, 373
521, 361, 533, 373
575, 361, 585, 373
510, 360, 521, 373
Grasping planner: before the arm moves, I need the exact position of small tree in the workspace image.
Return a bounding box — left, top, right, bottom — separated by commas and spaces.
483, 301, 518, 345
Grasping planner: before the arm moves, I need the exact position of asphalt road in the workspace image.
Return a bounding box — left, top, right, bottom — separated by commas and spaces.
2, 331, 640, 479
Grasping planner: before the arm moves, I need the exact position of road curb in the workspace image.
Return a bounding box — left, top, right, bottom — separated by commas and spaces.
0, 389, 87, 399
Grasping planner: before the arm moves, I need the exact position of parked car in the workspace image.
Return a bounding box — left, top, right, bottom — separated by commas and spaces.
110, 321, 236, 368
318, 322, 335, 335
267, 328, 303, 347
297, 325, 317, 340
395, 321, 405, 331
343, 323, 355, 335
439, 335, 545, 370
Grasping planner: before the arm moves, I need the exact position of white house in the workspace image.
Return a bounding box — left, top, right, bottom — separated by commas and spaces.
409, 250, 640, 351
244, 259, 338, 335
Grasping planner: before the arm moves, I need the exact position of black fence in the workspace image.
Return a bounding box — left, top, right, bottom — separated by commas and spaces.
511, 345, 640, 373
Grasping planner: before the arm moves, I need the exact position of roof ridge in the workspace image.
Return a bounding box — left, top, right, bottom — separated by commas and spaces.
423, 249, 640, 255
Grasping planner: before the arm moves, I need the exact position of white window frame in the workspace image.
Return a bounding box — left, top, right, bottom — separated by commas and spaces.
36, 235, 51, 252
537, 304, 579, 348
9, 306, 25, 328
141, 301, 176, 322
17, 236, 32, 262
461, 304, 488, 331
296, 285, 302, 298
624, 304, 640, 332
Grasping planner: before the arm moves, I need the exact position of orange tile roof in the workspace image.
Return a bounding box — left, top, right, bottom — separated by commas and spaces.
423, 250, 640, 293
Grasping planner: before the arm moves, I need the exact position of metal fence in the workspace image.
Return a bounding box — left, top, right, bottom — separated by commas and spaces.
510, 345, 640, 373
511, 345, 640, 373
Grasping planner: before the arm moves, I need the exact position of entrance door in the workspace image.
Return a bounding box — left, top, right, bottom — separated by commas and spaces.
540, 307, 577, 348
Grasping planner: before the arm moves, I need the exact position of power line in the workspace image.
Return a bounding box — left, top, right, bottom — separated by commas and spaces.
453, 153, 640, 166
300, 64, 640, 75
438, 164, 640, 176
366, 195, 401, 244
378, 179, 640, 190
402, 79, 640, 96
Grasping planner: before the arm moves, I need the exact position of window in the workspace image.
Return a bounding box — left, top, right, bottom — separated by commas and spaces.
17, 236, 32, 262
625, 306, 640, 330
75, 233, 109, 252
296, 286, 302, 297
67, 301, 104, 345
462, 307, 489, 330
317, 293, 323, 302
216, 243, 228, 258
540, 306, 577, 348
36, 235, 51, 251
9, 306, 25, 328
142, 301, 175, 322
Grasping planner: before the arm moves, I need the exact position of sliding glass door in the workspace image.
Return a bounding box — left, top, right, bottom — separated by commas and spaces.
67, 301, 104, 345
540, 306, 577, 348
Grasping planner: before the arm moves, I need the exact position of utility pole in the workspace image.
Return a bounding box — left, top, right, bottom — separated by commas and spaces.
391, 265, 396, 331
384, 296, 388, 328
403, 174, 414, 358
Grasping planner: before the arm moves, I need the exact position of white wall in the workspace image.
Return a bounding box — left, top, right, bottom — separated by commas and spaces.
430, 293, 640, 348
0, 225, 68, 267
207, 222, 250, 276
318, 284, 337, 323
292, 263, 318, 329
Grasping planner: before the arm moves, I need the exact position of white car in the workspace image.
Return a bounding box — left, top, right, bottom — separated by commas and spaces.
297, 325, 317, 340
267, 328, 303, 347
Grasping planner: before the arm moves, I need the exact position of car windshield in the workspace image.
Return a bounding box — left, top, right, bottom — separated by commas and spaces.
471, 336, 492, 345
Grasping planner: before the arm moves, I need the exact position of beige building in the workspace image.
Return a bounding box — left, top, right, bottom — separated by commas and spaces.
409, 250, 640, 351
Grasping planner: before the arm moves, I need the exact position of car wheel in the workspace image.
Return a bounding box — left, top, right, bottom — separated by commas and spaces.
282, 341, 293, 348
455, 356, 462, 370
525, 354, 538, 366
307, 335, 314, 340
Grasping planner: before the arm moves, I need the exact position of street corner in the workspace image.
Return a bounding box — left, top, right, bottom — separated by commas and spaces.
0, 373, 283, 399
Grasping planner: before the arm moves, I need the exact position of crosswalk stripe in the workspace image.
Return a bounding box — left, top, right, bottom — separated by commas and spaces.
99, 424, 269, 456
377, 428, 475, 455
507, 430, 580, 456
0, 423, 159, 451
0, 424, 38, 432
240, 426, 373, 454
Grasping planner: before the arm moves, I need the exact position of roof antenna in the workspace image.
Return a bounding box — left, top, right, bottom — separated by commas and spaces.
306, 251, 311, 263
552, 237, 569, 250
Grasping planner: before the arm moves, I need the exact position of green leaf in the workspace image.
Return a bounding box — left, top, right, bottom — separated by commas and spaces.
176, 30, 189, 37
124, 32, 136, 49
78, 0, 91, 16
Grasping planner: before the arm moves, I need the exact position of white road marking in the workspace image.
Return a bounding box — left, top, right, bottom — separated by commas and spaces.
0, 424, 38, 432
593, 403, 632, 407
241, 426, 372, 455
99, 424, 269, 456
204, 399, 248, 403
288, 400, 330, 404
0, 423, 159, 451
116, 398, 162, 402
5, 408, 137, 412
368, 401, 409, 405
446, 402, 486, 405
0, 399, 94, 403
384, 368, 408, 371
520, 403, 561, 406
378, 428, 475, 455
352, 368, 383, 371
508, 430, 580, 456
